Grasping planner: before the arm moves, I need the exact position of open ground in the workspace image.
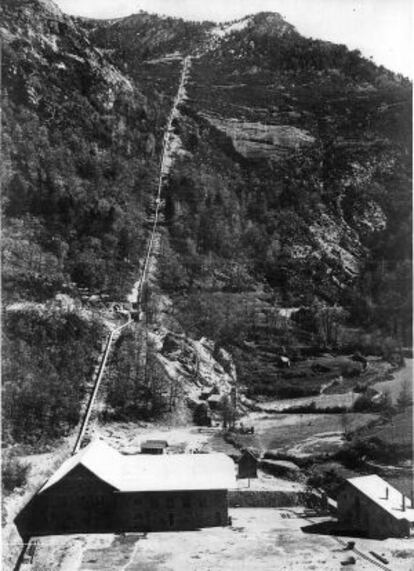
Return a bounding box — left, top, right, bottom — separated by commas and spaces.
29, 508, 414, 570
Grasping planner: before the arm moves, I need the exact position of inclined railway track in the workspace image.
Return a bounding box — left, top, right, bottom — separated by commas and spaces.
72, 57, 191, 454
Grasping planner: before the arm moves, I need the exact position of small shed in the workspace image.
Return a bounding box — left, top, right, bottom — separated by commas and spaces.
238, 450, 259, 479
207, 394, 222, 410
141, 440, 168, 455
337, 475, 414, 538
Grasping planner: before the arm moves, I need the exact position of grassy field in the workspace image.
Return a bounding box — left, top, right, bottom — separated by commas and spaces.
30, 509, 414, 570
372, 360, 413, 404
368, 408, 413, 447
232, 412, 379, 457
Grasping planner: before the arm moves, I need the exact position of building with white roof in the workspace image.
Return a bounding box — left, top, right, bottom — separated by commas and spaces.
15, 440, 236, 538
337, 474, 414, 538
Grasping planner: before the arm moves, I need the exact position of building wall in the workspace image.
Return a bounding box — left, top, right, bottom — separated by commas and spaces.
141, 447, 164, 455
17, 480, 229, 538
115, 490, 228, 531
337, 484, 410, 538
238, 455, 257, 479
16, 465, 116, 538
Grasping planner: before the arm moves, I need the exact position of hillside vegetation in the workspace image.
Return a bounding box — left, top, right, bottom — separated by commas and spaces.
1, 2, 412, 443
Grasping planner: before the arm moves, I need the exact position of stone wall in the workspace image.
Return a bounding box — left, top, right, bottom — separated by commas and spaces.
229, 490, 304, 508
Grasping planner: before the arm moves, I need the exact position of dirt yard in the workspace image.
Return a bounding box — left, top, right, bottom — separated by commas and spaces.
28, 509, 414, 570
94, 423, 240, 455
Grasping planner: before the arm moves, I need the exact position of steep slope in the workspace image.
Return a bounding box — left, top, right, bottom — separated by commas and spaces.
85, 11, 213, 63
184, 12, 411, 300
1, 0, 168, 303
1, 1, 236, 449
1, 0, 167, 448
89, 10, 412, 394
2, 5, 412, 441
90, 11, 411, 311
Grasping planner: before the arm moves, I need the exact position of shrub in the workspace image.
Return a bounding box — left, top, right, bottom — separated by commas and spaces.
306, 465, 345, 499
352, 394, 373, 412
2, 456, 30, 493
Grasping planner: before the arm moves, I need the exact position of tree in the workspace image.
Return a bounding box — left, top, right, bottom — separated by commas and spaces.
2, 456, 30, 493
220, 394, 236, 430
313, 303, 349, 348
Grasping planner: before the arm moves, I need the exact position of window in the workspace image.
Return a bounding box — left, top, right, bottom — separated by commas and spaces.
167, 496, 174, 509
183, 496, 191, 509
134, 497, 142, 506
150, 496, 159, 508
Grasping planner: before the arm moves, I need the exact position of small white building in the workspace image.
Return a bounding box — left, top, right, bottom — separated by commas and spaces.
337, 475, 414, 538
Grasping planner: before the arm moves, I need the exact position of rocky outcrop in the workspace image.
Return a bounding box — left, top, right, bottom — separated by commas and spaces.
202, 114, 315, 160
2, 0, 135, 113
149, 328, 235, 407
309, 213, 365, 278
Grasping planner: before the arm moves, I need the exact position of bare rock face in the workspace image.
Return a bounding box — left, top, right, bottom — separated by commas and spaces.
353, 201, 387, 235
309, 214, 364, 278
37, 0, 63, 17
154, 329, 234, 406
202, 114, 314, 160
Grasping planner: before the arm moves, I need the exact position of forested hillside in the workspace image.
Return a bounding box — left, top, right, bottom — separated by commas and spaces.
1, 0, 170, 302
1, 2, 412, 445
1, 0, 168, 445
90, 11, 411, 394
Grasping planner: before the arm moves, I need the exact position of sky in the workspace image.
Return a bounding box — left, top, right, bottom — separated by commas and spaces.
54, 0, 413, 77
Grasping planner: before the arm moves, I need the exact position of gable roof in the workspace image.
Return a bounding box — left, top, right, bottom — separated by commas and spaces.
39, 440, 236, 494
39, 440, 121, 493
346, 475, 414, 522
240, 449, 259, 461
119, 453, 236, 492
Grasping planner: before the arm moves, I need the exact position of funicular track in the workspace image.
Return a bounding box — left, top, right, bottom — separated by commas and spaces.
72, 56, 192, 455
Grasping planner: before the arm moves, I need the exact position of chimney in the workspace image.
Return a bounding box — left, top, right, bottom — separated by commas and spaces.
402, 494, 406, 512
385, 487, 389, 500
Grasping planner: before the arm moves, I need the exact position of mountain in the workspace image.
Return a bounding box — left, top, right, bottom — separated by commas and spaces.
1, 1, 412, 445
90, 10, 411, 323
88, 9, 412, 390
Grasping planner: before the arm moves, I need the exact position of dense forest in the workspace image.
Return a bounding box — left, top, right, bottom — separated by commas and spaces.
2, 310, 103, 445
